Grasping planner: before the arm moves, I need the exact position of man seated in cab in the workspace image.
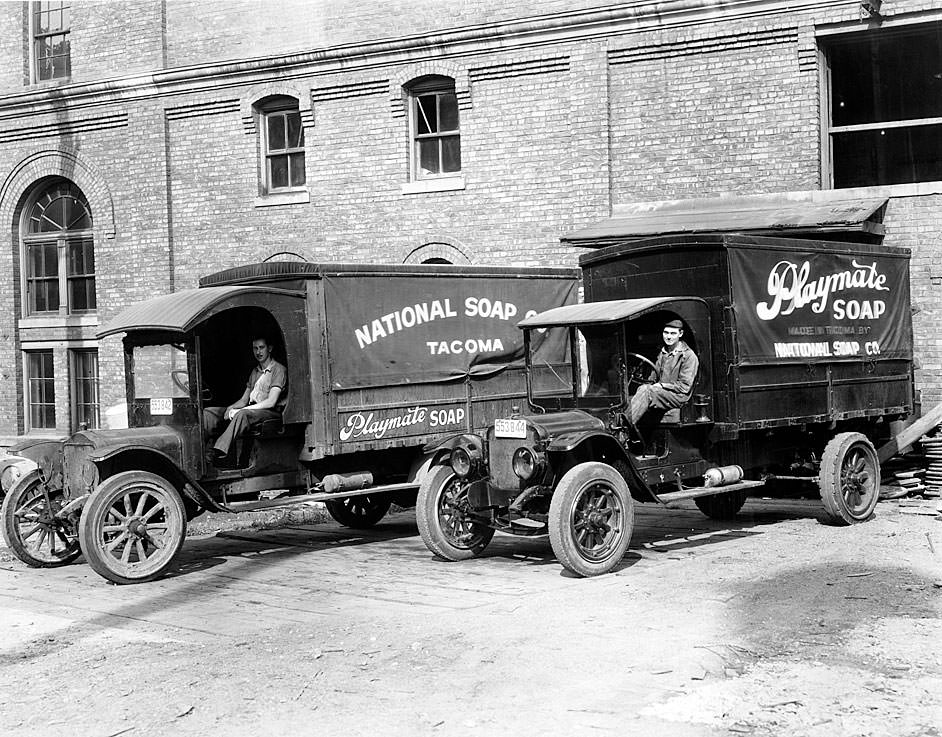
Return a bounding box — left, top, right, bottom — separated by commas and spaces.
203, 335, 288, 466
628, 318, 698, 426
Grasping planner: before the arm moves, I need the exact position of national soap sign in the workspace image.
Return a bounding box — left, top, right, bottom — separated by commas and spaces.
325, 273, 576, 389
728, 246, 911, 365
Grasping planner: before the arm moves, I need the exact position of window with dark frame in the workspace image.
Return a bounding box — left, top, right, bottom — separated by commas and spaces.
825, 23, 942, 188
27, 350, 56, 430
262, 100, 306, 192
24, 181, 95, 315
409, 77, 461, 180
32, 1, 71, 82
71, 349, 100, 430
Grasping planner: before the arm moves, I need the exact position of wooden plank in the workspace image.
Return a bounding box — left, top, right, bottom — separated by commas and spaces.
877, 400, 942, 463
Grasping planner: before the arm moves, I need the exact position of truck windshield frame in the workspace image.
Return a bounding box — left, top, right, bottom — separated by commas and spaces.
526, 324, 627, 411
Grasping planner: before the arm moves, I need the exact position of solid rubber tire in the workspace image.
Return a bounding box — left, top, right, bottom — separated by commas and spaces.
694, 488, 748, 519
325, 495, 391, 529
1, 469, 81, 567
79, 471, 187, 584
416, 464, 494, 561
819, 432, 880, 525
549, 462, 634, 577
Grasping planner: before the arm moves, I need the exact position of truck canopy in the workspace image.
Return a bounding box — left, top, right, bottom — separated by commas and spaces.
96, 286, 305, 338
518, 297, 707, 328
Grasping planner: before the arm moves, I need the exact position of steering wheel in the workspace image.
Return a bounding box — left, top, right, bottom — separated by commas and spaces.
170, 369, 190, 394
624, 352, 660, 390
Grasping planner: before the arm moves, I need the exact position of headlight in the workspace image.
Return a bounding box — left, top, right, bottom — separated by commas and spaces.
450, 445, 482, 478
451, 447, 472, 477
512, 447, 544, 481
1, 463, 22, 492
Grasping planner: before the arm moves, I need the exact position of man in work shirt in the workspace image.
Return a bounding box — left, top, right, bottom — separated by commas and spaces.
203, 335, 288, 465
628, 318, 698, 426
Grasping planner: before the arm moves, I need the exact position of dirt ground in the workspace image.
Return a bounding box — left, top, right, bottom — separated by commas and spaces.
1, 494, 940, 737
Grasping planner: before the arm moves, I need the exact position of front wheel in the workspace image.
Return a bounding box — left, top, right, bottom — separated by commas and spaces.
325, 494, 391, 529
1, 470, 81, 567
549, 462, 634, 577
78, 471, 187, 584
416, 464, 494, 561
819, 432, 880, 525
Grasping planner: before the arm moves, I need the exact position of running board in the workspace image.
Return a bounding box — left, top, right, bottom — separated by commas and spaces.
656, 479, 766, 504
224, 482, 419, 513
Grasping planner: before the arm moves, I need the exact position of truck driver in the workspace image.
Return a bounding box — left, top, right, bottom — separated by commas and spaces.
203, 335, 288, 466
628, 318, 698, 426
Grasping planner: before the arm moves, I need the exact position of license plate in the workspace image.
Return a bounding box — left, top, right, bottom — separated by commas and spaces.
495, 418, 527, 439
150, 397, 173, 416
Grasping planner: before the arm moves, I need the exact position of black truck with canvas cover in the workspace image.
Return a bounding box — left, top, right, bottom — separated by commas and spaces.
1, 261, 576, 583
417, 234, 913, 576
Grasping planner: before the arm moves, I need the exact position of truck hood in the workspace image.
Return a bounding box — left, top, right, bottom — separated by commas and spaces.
520, 410, 605, 440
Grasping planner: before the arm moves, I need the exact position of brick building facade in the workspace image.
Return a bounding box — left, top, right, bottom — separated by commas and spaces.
0, 0, 941, 445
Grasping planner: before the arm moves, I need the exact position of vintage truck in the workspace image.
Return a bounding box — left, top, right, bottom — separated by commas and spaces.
417, 233, 913, 576
1, 261, 576, 583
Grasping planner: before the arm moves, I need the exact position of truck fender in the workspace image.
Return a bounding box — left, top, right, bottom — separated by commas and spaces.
89, 445, 229, 514
548, 430, 629, 456
548, 432, 658, 503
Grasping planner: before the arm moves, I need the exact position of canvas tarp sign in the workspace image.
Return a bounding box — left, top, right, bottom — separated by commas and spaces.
325, 274, 577, 388
728, 246, 911, 364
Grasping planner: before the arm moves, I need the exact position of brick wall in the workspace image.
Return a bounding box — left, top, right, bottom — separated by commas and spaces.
2, 1, 942, 444
884, 195, 942, 408
610, 22, 821, 200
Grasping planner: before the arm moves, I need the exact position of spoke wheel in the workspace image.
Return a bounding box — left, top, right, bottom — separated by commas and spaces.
819, 432, 880, 525
1, 470, 81, 567
79, 471, 186, 584
325, 494, 391, 529
416, 464, 494, 561
549, 462, 634, 577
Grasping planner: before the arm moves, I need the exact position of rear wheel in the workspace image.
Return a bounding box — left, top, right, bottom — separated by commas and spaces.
694, 489, 748, 519
79, 471, 187, 584
549, 462, 634, 577
1, 470, 81, 567
325, 495, 391, 529
417, 465, 494, 561
819, 432, 880, 525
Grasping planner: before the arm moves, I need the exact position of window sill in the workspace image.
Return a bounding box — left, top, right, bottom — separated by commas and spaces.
254, 190, 310, 208
830, 181, 942, 199
18, 314, 99, 330
401, 176, 466, 195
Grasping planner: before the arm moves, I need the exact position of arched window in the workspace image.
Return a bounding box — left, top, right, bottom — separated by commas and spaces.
24, 180, 94, 314
407, 76, 461, 181
20, 178, 99, 432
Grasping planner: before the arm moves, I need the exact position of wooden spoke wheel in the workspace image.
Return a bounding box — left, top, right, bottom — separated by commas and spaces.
78, 471, 187, 584
325, 494, 391, 529
1, 469, 81, 567
549, 462, 634, 577
416, 464, 494, 561
819, 432, 880, 525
